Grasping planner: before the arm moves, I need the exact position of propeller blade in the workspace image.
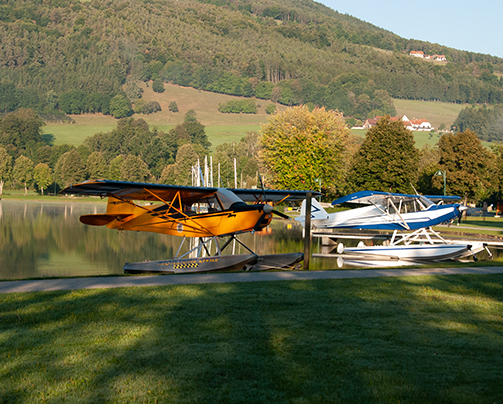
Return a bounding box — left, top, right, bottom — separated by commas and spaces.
272, 209, 291, 220
253, 212, 267, 231
458, 205, 467, 224
258, 173, 266, 203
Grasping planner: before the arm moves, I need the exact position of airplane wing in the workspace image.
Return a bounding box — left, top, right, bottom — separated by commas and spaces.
60, 179, 218, 203
231, 188, 321, 203
61, 179, 320, 203
424, 195, 461, 203
332, 191, 424, 206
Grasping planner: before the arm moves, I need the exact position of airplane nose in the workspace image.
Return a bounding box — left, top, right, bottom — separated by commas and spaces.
263, 204, 273, 214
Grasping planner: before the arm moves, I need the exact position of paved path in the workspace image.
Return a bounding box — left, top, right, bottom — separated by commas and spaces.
1, 267, 503, 294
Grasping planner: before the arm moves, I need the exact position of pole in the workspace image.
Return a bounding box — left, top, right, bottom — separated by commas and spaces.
443, 171, 446, 196
303, 193, 312, 270
210, 156, 213, 187
234, 158, 237, 188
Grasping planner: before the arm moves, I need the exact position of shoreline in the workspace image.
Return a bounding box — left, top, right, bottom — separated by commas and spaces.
2, 266, 503, 294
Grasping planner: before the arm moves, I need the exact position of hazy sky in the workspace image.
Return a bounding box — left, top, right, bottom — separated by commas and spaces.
317, 0, 503, 58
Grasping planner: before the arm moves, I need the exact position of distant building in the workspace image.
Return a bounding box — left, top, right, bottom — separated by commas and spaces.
410, 51, 425, 58
409, 51, 447, 62
363, 115, 433, 131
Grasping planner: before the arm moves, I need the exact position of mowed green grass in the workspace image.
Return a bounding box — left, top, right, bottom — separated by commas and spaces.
1, 274, 502, 403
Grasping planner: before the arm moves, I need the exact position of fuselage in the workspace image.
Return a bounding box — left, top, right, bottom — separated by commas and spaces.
313, 204, 461, 231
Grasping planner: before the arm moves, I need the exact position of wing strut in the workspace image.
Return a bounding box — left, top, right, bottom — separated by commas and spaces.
143, 188, 216, 236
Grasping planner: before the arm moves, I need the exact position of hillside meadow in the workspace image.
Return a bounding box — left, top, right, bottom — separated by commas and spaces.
43, 84, 470, 152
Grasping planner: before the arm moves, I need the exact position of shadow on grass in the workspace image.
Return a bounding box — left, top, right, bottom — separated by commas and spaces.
1, 274, 503, 403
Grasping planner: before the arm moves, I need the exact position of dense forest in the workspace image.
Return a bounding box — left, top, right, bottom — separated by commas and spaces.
1, 0, 503, 122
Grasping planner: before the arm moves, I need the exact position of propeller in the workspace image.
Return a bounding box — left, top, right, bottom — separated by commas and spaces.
258, 174, 290, 219
457, 204, 467, 225
252, 174, 291, 231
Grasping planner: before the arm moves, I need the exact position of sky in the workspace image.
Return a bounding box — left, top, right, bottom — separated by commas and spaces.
317, 0, 503, 59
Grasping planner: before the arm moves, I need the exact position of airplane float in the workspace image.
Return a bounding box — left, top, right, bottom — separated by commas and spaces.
61, 179, 319, 274
296, 191, 490, 262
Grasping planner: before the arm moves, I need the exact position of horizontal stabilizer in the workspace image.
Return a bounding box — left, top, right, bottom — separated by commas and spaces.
80, 214, 131, 226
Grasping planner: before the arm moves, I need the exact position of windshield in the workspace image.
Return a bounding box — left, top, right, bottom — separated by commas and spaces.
418, 195, 435, 209
215, 189, 244, 210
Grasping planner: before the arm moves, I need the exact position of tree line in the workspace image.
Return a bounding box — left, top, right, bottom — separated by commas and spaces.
453, 104, 503, 142
0, 108, 261, 195
1, 107, 501, 206
1, 0, 503, 124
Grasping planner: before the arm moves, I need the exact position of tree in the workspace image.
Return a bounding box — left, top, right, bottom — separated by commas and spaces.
152, 79, 165, 93
59, 90, 86, 114
259, 105, 350, 195
86, 152, 107, 179
33, 163, 52, 195
437, 130, 495, 202
54, 150, 86, 188
125, 79, 143, 101
184, 109, 197, 123
265, 104, 277, 114
0, 109, 45, 153
174, 144, 200, 186
347, 116, 420, 193
160, 164, 177, 184
491, 144, 503, 201
109, 95, 132, 119
13, 155, 34, 195
108, 156, 124, 180
168, 102, 179, 112
120, 155, 150, 182
0, 147, 12, 195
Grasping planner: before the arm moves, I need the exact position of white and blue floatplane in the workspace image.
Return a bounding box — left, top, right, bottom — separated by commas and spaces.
297, 191, 491, 263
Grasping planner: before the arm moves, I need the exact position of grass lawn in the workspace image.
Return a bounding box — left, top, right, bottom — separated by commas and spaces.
1, 274, 503, 403
434, 216, 503, 238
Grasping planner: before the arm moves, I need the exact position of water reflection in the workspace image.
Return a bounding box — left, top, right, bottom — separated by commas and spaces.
0, 200, 337, 280
0, 201, 499, 280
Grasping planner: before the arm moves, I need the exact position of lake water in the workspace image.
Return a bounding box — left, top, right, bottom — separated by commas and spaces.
0, 200, 498, 280
0, 200, 340, 280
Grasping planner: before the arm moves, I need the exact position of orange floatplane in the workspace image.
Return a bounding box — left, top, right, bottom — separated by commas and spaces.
61, 179, 318, 273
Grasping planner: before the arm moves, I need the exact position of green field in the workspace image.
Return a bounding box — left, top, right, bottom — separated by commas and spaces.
43, 84, 473, 151
43, 84, 270, 150
1, 274, 503, 403
394, 99, 467, 130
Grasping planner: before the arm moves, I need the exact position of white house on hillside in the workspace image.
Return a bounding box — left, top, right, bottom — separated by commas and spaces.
362, 115, 433, 131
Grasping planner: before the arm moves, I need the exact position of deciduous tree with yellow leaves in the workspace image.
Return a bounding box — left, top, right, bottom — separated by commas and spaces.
259, 105, 350, 196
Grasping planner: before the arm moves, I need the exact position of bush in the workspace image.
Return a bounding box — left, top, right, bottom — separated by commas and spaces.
218, 99, 257, 114
152, 79, 165, 93
168, 101, 178, 112
265, 103, 277, 114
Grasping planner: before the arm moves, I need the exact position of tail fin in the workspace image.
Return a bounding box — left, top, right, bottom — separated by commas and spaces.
106, 197, 136, 215
295, 198, 329, 226
79, 197, 135, 226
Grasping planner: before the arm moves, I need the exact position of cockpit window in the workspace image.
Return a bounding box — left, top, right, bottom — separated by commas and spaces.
418, 196, 435, 209
189, 195, 222, 213
215, 189, 243, 210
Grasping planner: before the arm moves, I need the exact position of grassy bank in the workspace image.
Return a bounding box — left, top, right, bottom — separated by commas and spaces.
0, 190, 103, 203
1, 274, 502, 403
434, 216, 503, 238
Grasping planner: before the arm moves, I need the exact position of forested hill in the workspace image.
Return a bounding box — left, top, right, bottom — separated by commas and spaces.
1, 0, 503, 120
